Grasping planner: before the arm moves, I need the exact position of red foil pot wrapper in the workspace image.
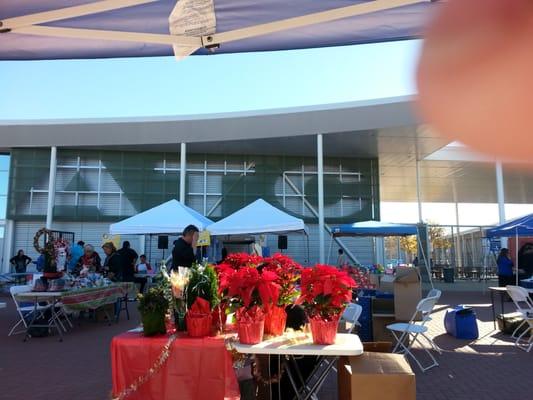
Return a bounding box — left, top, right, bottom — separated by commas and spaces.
264, 305, 287, 336
237, 319, 265, 345
309, 315, 340, 345
186, 313, 212, 338
236, 306, 265, 344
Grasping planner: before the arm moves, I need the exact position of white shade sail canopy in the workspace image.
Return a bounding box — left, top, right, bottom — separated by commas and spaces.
208, 198, 307, 236
109, 199, 213, 235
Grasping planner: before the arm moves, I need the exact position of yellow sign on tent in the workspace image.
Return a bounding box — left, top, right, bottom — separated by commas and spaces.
102, 233, 121, 249
197, 230, 211, 247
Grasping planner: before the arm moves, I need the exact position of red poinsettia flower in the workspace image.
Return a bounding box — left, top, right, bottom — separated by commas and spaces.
223, 265, 281, 311
296, 264, 356, 319
263, 253, 302, 306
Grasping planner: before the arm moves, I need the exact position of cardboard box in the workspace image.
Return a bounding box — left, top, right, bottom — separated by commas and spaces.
372, 298, 395, 315
372, 315, 396, 343
379, 274, 395, 293
369, 274, 380, 289
338, 353, 416, 400
394, 267, 422, 321
363, 341, 392, 353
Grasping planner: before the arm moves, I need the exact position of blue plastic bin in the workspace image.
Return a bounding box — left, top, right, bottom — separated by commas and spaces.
357, 296, 373, 341
444, 305, 479, 340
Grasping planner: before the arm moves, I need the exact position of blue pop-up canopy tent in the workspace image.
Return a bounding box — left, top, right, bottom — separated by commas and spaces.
332, 220, 418, 237
331, 220, 433, 287
486, 214, 533, 285
0, 0, 434, 60
486, 214, 533, 239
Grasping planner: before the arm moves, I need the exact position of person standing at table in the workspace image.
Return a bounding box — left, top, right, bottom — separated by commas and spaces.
74, 244, 102, 276
117, 241, 138, 282
10, 249, 32, 273
102, 242, 124, 282
134, 254, 152, 293
68, 240, 85, 272
496, 248, 514, 287
337, 248, 347, 267
171, 225, 199, 270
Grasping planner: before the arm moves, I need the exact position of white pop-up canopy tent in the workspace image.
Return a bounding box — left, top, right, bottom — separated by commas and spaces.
208, 198, 307, 236
109, 199, 213, 235
208, 198, 309, 261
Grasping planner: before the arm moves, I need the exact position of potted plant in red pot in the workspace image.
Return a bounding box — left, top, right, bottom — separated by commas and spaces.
296, 264, 356, 345
262, 254, 302, 336
219, 265, 280, 344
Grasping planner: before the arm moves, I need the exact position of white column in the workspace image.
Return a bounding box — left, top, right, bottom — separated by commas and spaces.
46, 146, 57, 229
495, 161, 507, 247
179, 143, 186, 204
317, 134, 325, 264
416, 159, 423, 222
2, 220, 14, 273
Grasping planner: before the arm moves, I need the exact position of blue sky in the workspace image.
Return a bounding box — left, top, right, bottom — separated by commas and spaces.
2, 39, 530, 226
0, 39, 420, 120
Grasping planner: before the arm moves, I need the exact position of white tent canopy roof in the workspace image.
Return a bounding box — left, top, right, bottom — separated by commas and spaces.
109, 199, 213, 235
208, 198, 307, 236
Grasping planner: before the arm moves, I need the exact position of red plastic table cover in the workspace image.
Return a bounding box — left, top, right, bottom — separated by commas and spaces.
111, 332, 240, 400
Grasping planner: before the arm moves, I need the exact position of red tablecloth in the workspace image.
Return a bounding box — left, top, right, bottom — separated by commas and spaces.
111, 332, 240, 400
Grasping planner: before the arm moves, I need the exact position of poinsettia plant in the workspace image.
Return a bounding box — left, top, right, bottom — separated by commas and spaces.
296, 264, 357, 320
218, 253, 263, 270
263, 253, 302, 306
218, 265, 280, 313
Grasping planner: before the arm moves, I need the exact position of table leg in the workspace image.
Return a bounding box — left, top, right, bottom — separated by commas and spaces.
490, 290, 496, 330
49, 301, 64, 341
500, 292, 506, 331
301, 356, 338, 400
283, 357, 304, 400
23, 302, 39, 342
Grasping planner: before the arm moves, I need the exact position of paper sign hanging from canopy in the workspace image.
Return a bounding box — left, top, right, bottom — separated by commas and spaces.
168, 0, 216, 60
197, 230, 211, 247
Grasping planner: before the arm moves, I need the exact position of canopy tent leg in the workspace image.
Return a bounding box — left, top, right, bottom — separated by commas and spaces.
148, 234, 152, 265
514, 227, 518, 286
417, 225, 434, 290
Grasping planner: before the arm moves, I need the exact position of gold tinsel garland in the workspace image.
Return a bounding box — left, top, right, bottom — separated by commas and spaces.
111, 333, 178, 400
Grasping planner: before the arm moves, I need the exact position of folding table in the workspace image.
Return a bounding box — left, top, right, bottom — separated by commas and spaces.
234, 332, 363, 400
16, 291, 64, 341
489, 286, 533, 331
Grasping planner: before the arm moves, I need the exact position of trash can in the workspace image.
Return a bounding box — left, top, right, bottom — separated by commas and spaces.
443, 267, 455, 283
444, 305, 479, 340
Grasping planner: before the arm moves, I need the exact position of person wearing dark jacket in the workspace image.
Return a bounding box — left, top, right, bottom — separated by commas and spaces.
102, 242, 124, 282
117, 241, 137, 282
171, 225, 199, 270
10, 250, 32, 273
518, 243, 533, 278
496, 248, 514, 287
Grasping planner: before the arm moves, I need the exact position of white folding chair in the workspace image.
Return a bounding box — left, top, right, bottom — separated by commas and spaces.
8, 285, 51, 336
506, 285, 533, 352
387, 289, 442, 372
340, 303, 363, 334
